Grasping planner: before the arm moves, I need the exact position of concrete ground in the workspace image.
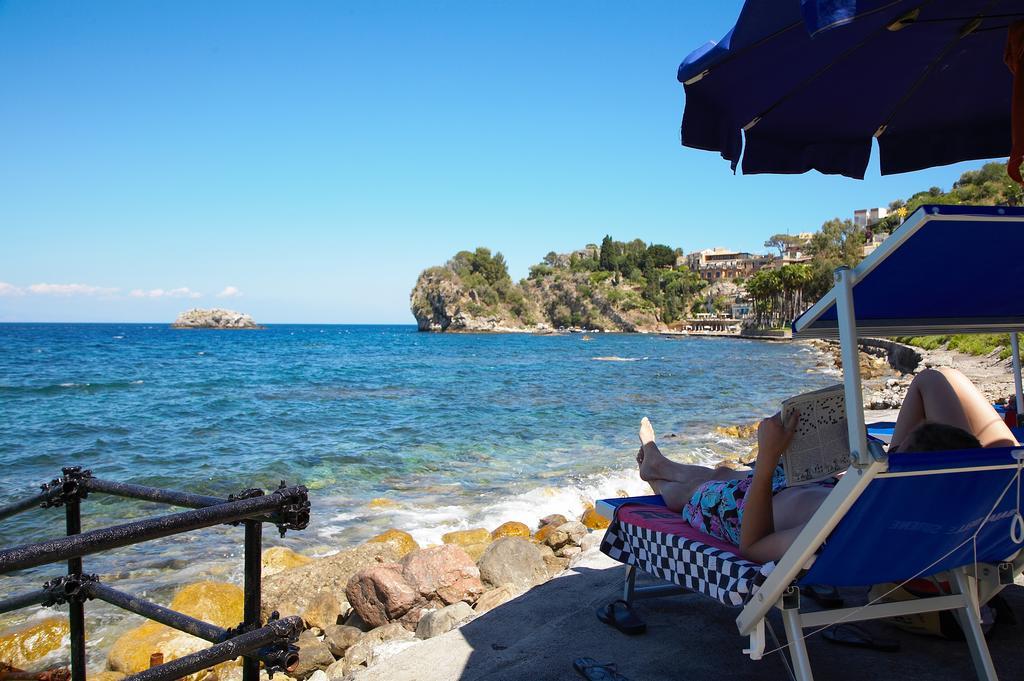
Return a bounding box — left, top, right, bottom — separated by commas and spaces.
351, 550, 1024, 681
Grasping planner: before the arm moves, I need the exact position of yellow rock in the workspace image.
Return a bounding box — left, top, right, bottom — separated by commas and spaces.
580, 507, 610, 530
262, 547, 312, 577
441, 528, 492, 548
0, 617, 69, 668
714, 423, 759, 439
462, 543, 490, 562
107, 582, 243, 678
368, 498, 398, 509
533, 524, 557, 544
365, 529, 419, 557
490, 521, 531, 540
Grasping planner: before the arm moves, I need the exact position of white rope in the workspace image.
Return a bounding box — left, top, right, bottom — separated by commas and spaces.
758, 463, 1023, 659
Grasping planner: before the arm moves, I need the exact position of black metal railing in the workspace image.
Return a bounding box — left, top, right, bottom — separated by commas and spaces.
0, 467, 312, 681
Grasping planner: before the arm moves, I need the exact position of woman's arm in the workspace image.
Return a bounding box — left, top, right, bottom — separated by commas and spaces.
739, 412, 798, 563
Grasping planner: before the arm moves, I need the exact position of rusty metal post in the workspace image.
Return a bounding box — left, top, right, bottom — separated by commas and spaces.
65, 497, 85, 681
242, 520, 262, 681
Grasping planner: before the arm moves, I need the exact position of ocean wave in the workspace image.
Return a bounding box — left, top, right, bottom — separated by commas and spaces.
592, 356, 648, 362
0, 380, 145, 395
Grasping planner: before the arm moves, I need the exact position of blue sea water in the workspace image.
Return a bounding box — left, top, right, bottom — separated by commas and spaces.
0, 323, 835, 661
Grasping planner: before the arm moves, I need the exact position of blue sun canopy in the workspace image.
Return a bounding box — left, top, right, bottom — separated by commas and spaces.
793, 205, 1024, 338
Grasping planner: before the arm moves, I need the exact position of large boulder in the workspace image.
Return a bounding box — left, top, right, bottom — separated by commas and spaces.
345, 545, 484, 631
345, 564, 420, 628
0, 617, 69, 669
476, 538, 547, 592
364, 529, 419, 557
490, 521, 531, 540
107, 582, 242, 678
400, 545, 484, 606
415, 602, 474, 639
262, 542, 402, 621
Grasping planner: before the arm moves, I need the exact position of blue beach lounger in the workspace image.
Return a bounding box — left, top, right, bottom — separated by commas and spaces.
598, 206, 1024, 681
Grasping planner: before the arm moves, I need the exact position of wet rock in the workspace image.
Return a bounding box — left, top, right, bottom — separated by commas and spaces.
473, 584, 517, 614
263, 542, 402, 621
302, 590, 344, 630
364, 529, 419, 557
345, 563, 420, 628
533, 524, 557, 544
400, 544, 484, 607
477, 538, 547, 592
107, 582, 242, 677
714, 423, 759, 439
292, 630, 335, 679
538, 514, 568, 529
0, 617, 69, 669
263, 547, 313, 577
415, 602, 475, 639
490, 521, 531, 540
323, 624, 362, 658
579, 505, 609, 530
441, 528, 491, 548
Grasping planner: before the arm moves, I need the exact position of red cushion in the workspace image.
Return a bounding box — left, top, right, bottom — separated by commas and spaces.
616, 503, 745, 555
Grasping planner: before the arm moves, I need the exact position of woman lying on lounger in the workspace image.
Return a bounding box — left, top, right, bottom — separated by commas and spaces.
636, 367, 1019, 564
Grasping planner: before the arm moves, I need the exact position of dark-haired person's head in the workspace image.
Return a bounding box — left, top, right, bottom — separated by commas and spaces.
900, 422, 982, 453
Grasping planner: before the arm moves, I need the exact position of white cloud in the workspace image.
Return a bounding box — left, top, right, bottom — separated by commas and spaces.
130, 287, 202, 299
27, 283, 119, 296
0, 282, 24, 296
217, 286, 241, 298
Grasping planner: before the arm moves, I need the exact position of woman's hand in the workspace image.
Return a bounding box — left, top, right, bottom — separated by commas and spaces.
756, 411, 799, 468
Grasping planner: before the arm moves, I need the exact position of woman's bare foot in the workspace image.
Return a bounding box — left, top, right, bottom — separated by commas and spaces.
639, 417, 656, 446
637, 417, 672, 482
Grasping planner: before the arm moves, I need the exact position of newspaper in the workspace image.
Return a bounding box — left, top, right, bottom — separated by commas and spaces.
780, 384, 851, 485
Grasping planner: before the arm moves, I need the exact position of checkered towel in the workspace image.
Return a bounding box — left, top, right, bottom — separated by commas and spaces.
600, 503, 774, 607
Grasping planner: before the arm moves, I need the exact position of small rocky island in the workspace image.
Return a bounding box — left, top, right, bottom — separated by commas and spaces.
172, 308, 261, 329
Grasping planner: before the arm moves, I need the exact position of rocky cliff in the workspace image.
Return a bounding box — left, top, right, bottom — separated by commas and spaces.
172, 308, 261, 329
410, 245, 685, 333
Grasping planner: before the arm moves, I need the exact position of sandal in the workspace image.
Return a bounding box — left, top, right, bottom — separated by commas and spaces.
573, 657, 630, 681
596, 599, 646, 635
822, 624, 900, 652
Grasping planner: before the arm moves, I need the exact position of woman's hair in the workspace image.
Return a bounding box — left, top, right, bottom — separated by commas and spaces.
900, 422, 982, 452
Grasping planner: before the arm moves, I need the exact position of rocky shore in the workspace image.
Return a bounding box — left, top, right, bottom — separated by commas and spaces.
172, 308, 261, 329
0, 510, 610, 680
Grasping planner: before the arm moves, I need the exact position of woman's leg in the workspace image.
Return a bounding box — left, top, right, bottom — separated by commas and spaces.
891, 367, 1017, 449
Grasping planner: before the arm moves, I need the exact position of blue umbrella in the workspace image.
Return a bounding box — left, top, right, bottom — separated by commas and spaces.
678, 0, 1024, 179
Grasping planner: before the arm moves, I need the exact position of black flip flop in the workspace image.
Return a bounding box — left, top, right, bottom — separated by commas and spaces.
802, 584, 844, 609
596, 599, 646, 635
822, 624, 900, 652
573, 657, 630, 681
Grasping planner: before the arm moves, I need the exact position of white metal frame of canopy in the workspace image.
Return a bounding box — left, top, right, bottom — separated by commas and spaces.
793, 205, 1024, 467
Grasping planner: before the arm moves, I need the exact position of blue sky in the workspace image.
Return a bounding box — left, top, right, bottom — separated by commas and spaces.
0, 1, 995, 323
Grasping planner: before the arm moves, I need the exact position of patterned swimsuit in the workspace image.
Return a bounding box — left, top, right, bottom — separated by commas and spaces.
682, 466, 788, 546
